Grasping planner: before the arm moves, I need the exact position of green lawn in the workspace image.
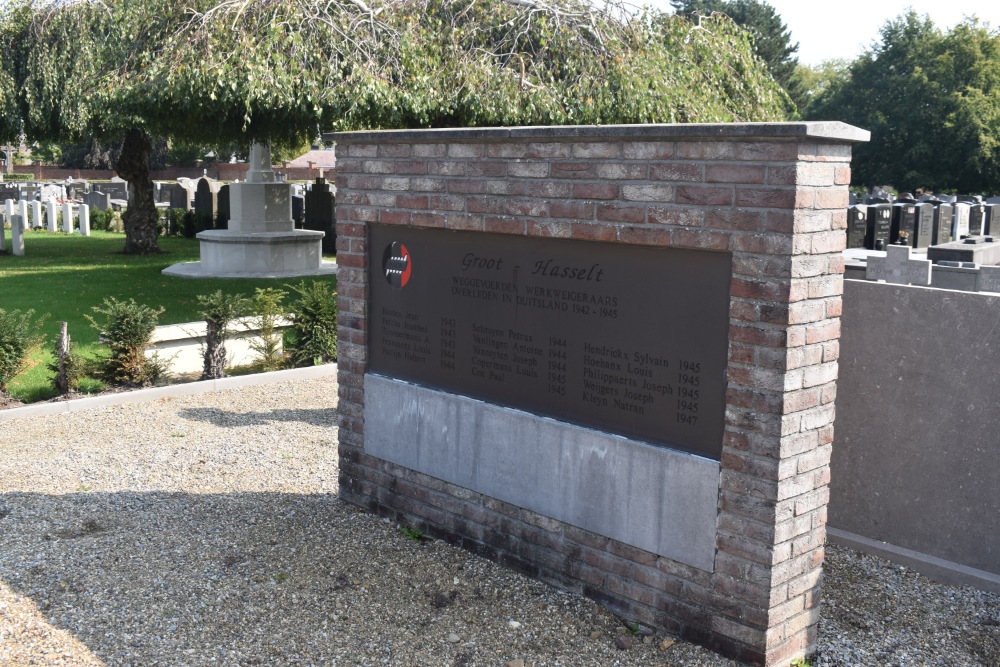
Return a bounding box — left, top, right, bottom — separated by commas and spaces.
0, 230, 337, 402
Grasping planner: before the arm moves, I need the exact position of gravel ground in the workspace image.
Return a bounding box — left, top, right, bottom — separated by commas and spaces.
1, 376, 997, 666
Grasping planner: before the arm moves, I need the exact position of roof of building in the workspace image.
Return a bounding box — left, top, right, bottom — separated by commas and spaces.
285, 149, 337, 169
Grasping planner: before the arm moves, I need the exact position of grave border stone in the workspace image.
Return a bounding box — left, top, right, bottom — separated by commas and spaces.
333, 122, 867, 667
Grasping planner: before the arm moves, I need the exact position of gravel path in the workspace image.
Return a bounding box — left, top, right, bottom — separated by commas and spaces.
1, 376, 997, 666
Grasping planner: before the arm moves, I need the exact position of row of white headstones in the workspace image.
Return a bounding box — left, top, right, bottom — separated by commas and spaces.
0, 198, 92, 256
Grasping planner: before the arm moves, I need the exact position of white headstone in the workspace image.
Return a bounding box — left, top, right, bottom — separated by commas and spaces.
0, 214, 5, 251
78, 203, 90, 236
10, 214, 24, 256
4, 199, 14, 227
953, 202, 971, 239
18, 199, 28, 231
62, 202, 73, 234
46, 199, 57, 232
30, 201, 42, 229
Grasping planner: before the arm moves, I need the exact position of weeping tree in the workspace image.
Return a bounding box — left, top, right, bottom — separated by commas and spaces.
1, 0, 789, 256
5, 0, 215, 254
135, 0, 791, 135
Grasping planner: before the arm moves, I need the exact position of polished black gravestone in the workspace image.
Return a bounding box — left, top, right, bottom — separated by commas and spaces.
864, 203, 891, 250
304, 177, 336, 254
847, 205, 868, 249
933, 203, 955, 245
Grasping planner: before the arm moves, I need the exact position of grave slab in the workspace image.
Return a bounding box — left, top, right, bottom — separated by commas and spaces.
866, 244, 932, 286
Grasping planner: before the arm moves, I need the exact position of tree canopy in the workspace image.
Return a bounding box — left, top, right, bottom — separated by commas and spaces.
0, 0, 791, 252
806, 11, 1000, 193
3, 0, 790, 146
669, 0, 800, 104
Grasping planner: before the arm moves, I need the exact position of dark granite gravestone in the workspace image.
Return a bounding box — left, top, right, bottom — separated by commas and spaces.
304, 177, 336, 253
168, 182, 195, 210
846, 204, 868, 249
194, 177, 220, 221
969, 203, 986, 236
911, 202, 935, 249
0, 184, 19, 201
933, 202, 954, 245
93, 182, 128, 200
891, 201, 917, 246
66, 180, 87, 200
84, 190, 111, 212
985, 204, 1000, 235
216, 184, 230, 228
21, 184, 39, 201
154, 182, 173, 204
292, 194, 304, 227
864, 203, 891, 250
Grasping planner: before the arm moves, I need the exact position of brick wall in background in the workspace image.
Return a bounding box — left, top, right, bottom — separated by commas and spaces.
332, 123, 867, 667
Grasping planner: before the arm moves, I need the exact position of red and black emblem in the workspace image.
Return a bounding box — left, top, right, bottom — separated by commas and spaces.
383, 242, 412, 288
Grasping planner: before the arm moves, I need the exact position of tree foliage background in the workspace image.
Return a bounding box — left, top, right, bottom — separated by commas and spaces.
0, 0, 792, 252
669, 0, 801, 107
802, 11, 1000, 194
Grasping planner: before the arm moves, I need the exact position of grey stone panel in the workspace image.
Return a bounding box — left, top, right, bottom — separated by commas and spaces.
364, 373, 721, 572
977, 265, 1000, 293
832, 279, 1000, 575
865, 244, 931, 286
930, 264, 981, 292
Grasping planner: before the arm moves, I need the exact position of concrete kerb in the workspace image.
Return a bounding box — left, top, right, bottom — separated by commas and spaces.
0, 364, 338, 423
827, 527, 1000, 595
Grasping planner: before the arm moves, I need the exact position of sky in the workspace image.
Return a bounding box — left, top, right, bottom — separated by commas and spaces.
642, 1, 1000, 66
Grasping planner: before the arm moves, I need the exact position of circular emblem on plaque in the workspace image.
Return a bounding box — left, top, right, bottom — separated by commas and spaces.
383, 242, 412, 288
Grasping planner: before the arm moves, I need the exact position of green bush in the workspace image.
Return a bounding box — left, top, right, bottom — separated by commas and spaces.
90, 209, 114, 232
180, 210, 213, 238
86, 297, 167, 387
196, 289, 249, 380
286, 281, 337, 367
166, 208, 185, 236
248, 287, 288, 372
0, 308, 46, 393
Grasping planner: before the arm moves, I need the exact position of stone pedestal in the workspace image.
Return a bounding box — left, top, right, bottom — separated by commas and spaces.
163, 142, 336, 279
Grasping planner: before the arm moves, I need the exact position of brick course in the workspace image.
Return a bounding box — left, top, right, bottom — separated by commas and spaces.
332, 123, 865, 667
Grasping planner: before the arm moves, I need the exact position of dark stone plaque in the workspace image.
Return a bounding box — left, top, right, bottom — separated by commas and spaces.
933, 203, 954, 245
913, 203, 935, 249
368, 224, 733, 460
846, 205, 867, 249
864, 204, 891, 250
891, 202, 917, 246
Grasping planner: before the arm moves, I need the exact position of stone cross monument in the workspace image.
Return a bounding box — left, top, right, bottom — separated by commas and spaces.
163, 141, 336, 278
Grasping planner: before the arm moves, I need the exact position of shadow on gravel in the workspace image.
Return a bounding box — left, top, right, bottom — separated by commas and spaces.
0, 490, 690, 667
0, 491, 392, 666
178, 407, 337, 428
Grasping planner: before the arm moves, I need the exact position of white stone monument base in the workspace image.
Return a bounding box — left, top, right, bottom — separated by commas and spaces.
161, 229, 337, 279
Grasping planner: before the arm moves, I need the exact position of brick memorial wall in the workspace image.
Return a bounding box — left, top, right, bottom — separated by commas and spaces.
333, 123, 868, 667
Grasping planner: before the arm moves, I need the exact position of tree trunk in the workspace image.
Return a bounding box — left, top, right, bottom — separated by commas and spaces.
116, 129, 160, 255
202, 319, 227, 380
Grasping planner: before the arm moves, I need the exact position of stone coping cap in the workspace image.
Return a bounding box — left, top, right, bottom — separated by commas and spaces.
326, 121, 870, 145
196, 229, 325, 243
